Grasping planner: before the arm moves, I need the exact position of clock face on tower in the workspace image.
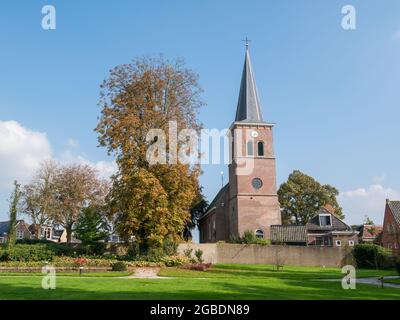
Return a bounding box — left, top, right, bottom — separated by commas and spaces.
252, 178, 263, 189
251, 130, 258, 138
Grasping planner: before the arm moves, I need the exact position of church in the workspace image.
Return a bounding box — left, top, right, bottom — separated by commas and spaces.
199, 45, 282, 242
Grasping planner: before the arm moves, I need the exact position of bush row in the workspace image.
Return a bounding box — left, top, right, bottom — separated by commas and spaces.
353, 243, 394, 268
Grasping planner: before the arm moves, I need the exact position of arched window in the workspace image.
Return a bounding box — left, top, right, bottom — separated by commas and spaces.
255, 229, 264, 239
247, 141, 254, 156
257, 141, 264, 156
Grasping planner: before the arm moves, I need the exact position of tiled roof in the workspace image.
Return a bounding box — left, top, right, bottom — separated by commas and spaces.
270, 225, 307, 243
200, 183, 229, 220
388, 200, 400, 225
306, 207, 351, 231
362, 225, 383, 238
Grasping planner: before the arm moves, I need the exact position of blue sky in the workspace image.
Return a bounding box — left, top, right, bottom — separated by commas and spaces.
1, 0, 400, 226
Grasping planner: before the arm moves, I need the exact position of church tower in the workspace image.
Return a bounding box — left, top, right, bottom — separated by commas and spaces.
228, 45, 281, 239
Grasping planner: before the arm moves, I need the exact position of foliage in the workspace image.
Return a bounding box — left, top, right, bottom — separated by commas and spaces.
184, 191, 208, 240
0, 244, 54, 262
96, 56, 204, 252
52, 163, 108, 244
162, 238, 178, 256
74, 207, 110, 251
194, 249, 204, 264
395, 257, 400, 276
7, 181, 21, 249
111, 261, 127, 271
183, 247, 193, 259
160, 255, 190, 267
20, 161, 58, 239
229, 231, 271, 246
353, 243, 394, 269
278, 170, 343, 224
363, 215, 375, 225
15, 239, 77, 256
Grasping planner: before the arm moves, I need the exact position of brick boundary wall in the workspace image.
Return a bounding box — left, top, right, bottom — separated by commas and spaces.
178, 243, 354, 267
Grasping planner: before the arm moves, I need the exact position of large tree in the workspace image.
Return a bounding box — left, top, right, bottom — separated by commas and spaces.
52, 164, 108, 244
7, 181, 21, 248
96, 56, 204, 251
20, 160, 58, 238
278, 170, 343, 224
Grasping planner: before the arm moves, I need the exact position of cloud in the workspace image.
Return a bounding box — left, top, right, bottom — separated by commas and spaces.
338, 184, 400, 225
0, 120, 52, 189
58, 149, 117, 179
392, 29, 400, 40
66, 138, 79, 148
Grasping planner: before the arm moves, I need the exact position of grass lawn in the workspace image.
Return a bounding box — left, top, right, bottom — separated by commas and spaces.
0, 264, 398, 300
384, 278, 400, 285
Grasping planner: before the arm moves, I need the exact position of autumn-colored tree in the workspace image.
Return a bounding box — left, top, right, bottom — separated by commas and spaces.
52, 164, 108, 244
20, 160, 58, 238
96, 56, 204, 251
278, 170, 343, 224
7, 181, 21, 248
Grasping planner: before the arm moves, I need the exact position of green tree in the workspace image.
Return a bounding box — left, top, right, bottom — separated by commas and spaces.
278, 170, 343, 224
74, 207, 110, 250
7, 181, 21, 248
184, 191, 208, 241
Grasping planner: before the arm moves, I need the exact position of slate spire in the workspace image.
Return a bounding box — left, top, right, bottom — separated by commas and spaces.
234, 46, 264, 122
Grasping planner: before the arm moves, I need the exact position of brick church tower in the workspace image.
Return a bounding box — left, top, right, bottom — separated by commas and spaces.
228, 45, 281, 239
199, 44, 281, 242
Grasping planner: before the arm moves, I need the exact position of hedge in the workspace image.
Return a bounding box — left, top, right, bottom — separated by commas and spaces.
353, 243, 394, 269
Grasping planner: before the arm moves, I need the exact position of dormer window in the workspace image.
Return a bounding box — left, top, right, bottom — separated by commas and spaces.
319, 214, 332, 227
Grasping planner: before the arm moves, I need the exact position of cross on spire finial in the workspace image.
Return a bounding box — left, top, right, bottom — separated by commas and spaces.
242, 37, 251, 49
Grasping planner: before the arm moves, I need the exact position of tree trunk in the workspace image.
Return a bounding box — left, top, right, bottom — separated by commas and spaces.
66, 225, 72, 245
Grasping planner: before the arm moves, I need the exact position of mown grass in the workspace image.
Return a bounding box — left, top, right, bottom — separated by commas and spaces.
0, 264, 398, 300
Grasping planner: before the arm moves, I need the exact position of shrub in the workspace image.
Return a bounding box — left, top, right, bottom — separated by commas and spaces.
183, 247, 193, 259
0, 244, 54, 262
162, 238, 178, 256
111, 261, 127, 271
160, 255, 190, 267
353, 243, 394, 269
194, 249, 204, 264
229, 230, 271, 246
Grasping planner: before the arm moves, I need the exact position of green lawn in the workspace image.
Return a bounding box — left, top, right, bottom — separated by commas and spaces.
385, 278, 400, 285
0, 264, 398, 300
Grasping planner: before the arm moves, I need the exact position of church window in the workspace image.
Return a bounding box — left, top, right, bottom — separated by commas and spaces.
255, 229, 264, 239
257, 141, 264, 156
252, 178, 263, 189
247, 141, 253, 156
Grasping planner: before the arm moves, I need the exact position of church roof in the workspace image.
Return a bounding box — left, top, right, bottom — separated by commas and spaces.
200, 183, 229, 220
235, 47, 264, 123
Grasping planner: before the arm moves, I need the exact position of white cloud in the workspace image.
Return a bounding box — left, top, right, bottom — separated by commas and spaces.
0, 120, 52, 189
66, 138, 79, 148
338, 184, 400, 225
58, 149, 117, 179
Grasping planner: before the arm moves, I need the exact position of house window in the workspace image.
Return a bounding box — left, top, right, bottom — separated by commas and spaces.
16, 230, 24, 239
315, 236, 323, 246
388, 243, 392, 249
335, 240, 342, 247
0, 237, 4, 243
319, 214, 332, 227
257, 141, 264, 156
247, 141, 254, 156
255, 229, 264, 239
348, 240, 355, 246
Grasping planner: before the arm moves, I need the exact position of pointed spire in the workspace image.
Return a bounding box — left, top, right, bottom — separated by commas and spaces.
235, 45, 264, 122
